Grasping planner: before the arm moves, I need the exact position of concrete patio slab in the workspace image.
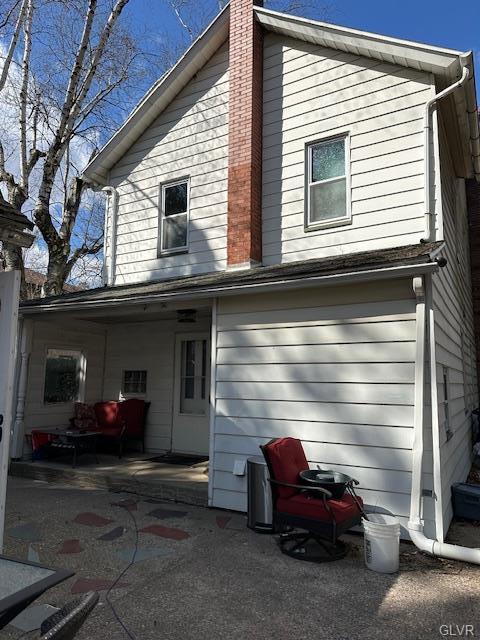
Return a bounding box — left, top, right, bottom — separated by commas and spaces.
10, 603, 59, 632
116, 547, 173, 563
3, 476, 480, 640
10, 453, 208, 506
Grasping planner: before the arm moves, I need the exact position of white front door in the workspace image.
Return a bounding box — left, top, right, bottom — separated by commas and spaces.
0, 270, 20, 551
172, 333, 210, 455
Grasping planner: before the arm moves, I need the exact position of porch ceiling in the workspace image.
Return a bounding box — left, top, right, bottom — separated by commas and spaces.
19, 242, 444, 316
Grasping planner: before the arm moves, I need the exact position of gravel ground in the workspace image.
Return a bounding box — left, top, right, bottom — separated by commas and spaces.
2, 476, 480, 640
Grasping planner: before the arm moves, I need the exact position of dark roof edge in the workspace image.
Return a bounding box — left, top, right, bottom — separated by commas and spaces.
20, 242, 444, 314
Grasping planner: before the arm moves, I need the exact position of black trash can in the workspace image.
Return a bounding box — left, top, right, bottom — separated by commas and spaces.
247, 456, 274, 533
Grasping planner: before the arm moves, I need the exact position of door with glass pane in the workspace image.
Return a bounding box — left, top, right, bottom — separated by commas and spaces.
172, 334, 210, 455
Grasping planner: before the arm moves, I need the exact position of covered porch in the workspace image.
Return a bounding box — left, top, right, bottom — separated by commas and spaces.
11, 295, 214, 503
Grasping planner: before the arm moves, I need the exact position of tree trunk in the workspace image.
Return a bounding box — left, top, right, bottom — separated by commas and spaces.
42, 240, 70, 297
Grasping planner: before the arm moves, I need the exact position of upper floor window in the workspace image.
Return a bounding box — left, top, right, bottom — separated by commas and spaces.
306, 135, 350, 230
159, 178, 189, 254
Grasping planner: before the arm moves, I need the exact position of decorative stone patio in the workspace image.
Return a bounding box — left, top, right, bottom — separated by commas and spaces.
3, 476, 480, 640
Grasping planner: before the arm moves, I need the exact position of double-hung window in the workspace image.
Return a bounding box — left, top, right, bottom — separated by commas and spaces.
159, 178, 189, 254
306, 135, 350, 229
44, 349, 85, 404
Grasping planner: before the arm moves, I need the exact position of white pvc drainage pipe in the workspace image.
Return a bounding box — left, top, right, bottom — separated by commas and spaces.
102, 185, 118, 287
421, 58, 470, 243
408, 275, 480, 564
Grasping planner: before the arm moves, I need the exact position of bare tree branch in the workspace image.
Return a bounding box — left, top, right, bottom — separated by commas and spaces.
0, 0, 28, 93
18, 0, 33, 188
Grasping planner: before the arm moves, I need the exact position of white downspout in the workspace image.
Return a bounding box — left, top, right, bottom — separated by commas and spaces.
102, 186, 118, 287
421, 58, 470, 243
408, 275, 480, 563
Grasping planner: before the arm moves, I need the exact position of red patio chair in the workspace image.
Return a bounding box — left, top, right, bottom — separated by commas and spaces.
260, 437, 364, 562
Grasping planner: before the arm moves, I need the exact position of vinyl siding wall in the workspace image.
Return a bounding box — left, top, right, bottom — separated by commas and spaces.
108, 42, 229, 285
211, 280, 436, 538
434, 120, 478, 536
261, 33, 437, 265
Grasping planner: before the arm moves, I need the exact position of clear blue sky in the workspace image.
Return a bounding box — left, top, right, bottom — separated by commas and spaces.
131, 0, 479, 97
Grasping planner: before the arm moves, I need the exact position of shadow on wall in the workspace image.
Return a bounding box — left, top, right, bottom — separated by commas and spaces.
213, 286, 437, 538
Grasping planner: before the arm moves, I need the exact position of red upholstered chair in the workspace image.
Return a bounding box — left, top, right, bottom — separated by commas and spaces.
118, 398, 150, 456
261, 437, 364, 562
93, 400, 150, 458
94, 401, 125, 457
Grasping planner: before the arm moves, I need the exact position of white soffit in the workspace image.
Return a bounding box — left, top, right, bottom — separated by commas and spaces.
255, 7, 462, 78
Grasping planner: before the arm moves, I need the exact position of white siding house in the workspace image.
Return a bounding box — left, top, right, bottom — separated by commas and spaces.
12, 2, 480, 546
108, 43, 230, 285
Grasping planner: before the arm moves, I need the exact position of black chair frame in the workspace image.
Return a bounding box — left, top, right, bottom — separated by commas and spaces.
261, 440, 364, 562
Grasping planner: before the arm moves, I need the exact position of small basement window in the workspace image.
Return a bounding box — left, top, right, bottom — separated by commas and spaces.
159, 178, 189, 254
306, 135, 350, 229
44, 349, 84, 404
122, 370, 147, 395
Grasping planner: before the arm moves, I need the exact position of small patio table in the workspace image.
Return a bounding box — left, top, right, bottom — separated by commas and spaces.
0, 555, 73, 629
35, 428, 101, 467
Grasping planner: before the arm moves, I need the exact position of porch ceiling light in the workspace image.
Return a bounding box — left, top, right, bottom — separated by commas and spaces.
177, 309, 197, 323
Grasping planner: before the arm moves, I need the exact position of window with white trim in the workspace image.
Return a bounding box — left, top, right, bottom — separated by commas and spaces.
44, 349, 84, 404
159, 178, 189, 254
122, 370, 147, 395
306, 135, 350, 228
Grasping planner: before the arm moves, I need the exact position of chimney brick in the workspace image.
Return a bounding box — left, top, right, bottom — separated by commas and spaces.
227, 0, 263, 268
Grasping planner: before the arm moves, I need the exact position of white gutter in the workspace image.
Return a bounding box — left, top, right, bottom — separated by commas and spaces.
101, 186, 118, 287
408, 274, 480, 564
422, 57, 470, 243
19, 261, 440, 315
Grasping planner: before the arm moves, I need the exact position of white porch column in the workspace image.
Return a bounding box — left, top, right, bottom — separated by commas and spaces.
11, 318, 33, 459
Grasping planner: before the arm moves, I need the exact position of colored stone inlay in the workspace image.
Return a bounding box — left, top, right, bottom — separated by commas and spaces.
58, 539, 83, 555
7, 523, 42, 542
216, 516, 231, 530
71, 578, 129, 594
140, 524, 190, 541
73, 512, 114, 527
98, 527, 125, 542
28, 545, 40, 563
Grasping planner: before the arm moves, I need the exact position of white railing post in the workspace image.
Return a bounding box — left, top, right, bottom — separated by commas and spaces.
11, 319, 33, 459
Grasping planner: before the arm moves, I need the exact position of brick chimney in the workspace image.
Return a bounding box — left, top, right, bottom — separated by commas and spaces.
227, 0, 264, 269
467, 178, 480, 389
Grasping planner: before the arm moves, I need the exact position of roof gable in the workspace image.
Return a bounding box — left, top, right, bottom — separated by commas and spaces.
82, 5, 477, 186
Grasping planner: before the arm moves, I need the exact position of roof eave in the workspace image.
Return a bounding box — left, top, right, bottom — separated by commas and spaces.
254, 6, 462, 76
81, 4, 230, 186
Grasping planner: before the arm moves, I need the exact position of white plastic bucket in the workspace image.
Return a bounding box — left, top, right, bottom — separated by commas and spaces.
362, 514, 400, 574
